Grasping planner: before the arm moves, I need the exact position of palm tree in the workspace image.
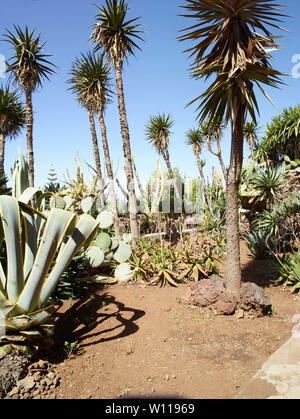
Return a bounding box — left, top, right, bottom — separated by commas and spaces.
145, 112, 181, 203
179, 0, 287, 302
185, 127, 212, 213
201, 119, 228, 182
4, 25, 56, 187
91, 0, 144, 238
67, 53, 107, 210
67, 52, 121, 238
244, 121, 259, 160
0, 85, 26, 177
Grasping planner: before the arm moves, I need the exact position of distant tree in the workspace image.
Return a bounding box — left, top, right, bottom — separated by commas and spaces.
185, 127, 212, 213
91, 0, 144, 238
4, 25, 56, 187
0, 84, 25, 177
145, 113, 181, 203
244, 121, 260, 160
67, 52, 121, 238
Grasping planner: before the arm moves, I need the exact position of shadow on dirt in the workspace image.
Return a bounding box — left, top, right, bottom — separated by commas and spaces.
47, 287, 145, 363
241, 255, 273, 288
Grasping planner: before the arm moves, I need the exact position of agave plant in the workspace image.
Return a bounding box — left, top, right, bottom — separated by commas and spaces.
0, 196, 99, 341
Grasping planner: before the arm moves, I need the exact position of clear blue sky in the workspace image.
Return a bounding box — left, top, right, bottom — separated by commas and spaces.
1, 0, 300, 190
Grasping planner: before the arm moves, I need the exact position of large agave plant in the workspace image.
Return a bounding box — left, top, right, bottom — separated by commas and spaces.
0, 195, 99, 339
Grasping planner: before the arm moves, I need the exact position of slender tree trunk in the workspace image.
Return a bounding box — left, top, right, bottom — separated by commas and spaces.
163, 148, 181, 203
225, 112, 244, 302
0, 133, 5, 178
114, 61, 139, 238
25, 88, 34, 188
88, 110, 105, 210
98, 109, 121, 239
207, 140, 228, 182
195, 152, 212, 213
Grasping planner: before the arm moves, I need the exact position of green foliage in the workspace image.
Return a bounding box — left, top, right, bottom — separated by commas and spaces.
127, 235, 222, 287
0, 196, 99, 340
244, 230, 273, 259
4, 25, 56, 91
269, 250, 300, 292
257, 105, 300, 166
0, 84, 25, 139
91, 0, 144, 67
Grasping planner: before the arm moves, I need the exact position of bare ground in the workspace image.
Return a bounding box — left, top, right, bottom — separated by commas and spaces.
45, 241, 300, 399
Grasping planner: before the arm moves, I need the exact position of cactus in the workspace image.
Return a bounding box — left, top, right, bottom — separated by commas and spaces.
81, 196, 97, 214
113, 241, 132, 264
50, 196, 66, 210
95, 232, 112, 252
85, 245, 105, 268
114, 263, 134, 282
97, 210, 114, 229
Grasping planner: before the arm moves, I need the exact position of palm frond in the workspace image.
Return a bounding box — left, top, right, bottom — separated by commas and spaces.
90, 0, 144, 67
3, 25, 56, 91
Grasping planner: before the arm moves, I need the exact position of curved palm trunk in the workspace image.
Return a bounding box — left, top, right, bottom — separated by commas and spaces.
195, 152, 212, 213
88, 110, 105, 210
225, 112, 244, 302
25, 88, 34, 188
0, 133, 5, 178
114, 61, 139, 238
98, 109, 121, 239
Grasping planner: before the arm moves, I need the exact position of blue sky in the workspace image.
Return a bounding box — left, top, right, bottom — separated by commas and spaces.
1, 0, 300, 190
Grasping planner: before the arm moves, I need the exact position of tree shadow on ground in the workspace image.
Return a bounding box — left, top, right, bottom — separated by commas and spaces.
241, 254, 274, 288
47, 286, 145, 364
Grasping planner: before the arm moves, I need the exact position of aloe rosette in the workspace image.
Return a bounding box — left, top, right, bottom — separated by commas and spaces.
0, 195, 99, 338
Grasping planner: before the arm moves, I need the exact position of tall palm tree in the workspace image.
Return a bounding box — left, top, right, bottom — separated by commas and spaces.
185, 127, 212, 213
67, 52, 121, 238
244, 121, 259, 160
91, 0, 144, 238
145, 113, 181, 203
179, 0, 287, 302
4, 25, 56, 188
67, 53, 106, 210
0, 84, 26, 177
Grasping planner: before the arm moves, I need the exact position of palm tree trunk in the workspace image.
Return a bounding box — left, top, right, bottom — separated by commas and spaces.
114, 61, 139, 238
207, 140, 228, 182
196, 153, 212, 213
163, 148, 181, 204
98, 109, 121, 239
88, 110, 105, 210
25, 88, 34, 188
0, 133, 5, 178
225, 113, 244, 302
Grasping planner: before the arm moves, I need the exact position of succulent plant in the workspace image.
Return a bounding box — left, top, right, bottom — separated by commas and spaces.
113, 241, 132, 264
95, 232, 112, 252
96, 210, 114, 229
114, 263, 134, 282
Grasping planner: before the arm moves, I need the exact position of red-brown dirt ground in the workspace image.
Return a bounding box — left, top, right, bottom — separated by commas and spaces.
45, 241, 300, 399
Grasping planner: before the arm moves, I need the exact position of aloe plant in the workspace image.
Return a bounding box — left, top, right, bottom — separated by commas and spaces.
0, 196, 99, 339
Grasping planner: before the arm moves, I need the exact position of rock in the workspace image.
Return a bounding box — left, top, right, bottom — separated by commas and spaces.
239, 282, 272, 316
235, 309, 244, 319
182, 276, 226, 307
215, 295, 237, 315
18, 376, 36, 391
0, 354, 30, 397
